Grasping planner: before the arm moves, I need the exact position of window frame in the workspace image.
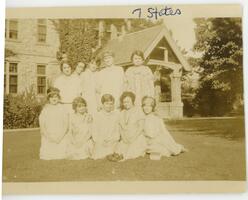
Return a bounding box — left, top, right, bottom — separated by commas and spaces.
36, 64, 47, 95
37, 19, 47, 43
6, 19, 19, 40
4, 62, 19, 94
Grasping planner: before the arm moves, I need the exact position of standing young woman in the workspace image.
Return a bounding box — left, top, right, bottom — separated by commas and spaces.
125, 50, 155, 106
53, 61, 81, 113
97, 51, 125, 109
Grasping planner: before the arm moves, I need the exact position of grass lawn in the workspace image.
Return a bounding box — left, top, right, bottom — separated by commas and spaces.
3, 117, 246, 182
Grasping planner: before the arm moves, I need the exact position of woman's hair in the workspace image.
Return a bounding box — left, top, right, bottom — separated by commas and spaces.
120, 91, 136, 110
47, 87, 61, 100
72, 97, 87, 111
60, 61, 71, 72
87, 56, 101, 68
101, 51, 115, 60
101, 94, 115, 104
77, 62, 85, 68
130, 50, 145, 61
142, 96, 156, 112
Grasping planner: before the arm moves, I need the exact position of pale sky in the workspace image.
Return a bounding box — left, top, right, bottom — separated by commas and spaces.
163, 17, 200, 58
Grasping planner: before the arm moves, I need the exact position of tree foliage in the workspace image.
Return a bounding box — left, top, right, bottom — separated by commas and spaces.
193, 18, 243, 116
53, 19, 99, 68
4, 86, 46, 129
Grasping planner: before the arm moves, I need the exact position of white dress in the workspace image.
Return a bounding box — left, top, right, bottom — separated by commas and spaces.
144, 114, 186, 158
53, 74, 81, 113
67, 113, 93, 160
97, 65, 125, 108
81, 69, 98, 116
92, 110, 120, 159
115, 107, 147, 160
39, 104, 70, 160
125, 66, 155, 106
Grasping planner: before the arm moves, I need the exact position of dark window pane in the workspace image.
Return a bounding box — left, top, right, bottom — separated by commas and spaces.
37, 77, 46, 85
9, 75, 18, 84
9, 63, 18, 73
37, 19, 46, 25
37, 65, 46, 75
9, 86, 17, 94
38, 86, 46, 94
37, 76, 46, 94
9, 20, 18, 39
9, 20, 18, 30
37, 23, 47, 42
9, 74, 18, 94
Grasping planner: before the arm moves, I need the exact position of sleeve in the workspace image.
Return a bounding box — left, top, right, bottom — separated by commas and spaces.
55, 110, 70, 143
124, 68, 132, 91
119, 67, 125, 95
78, 75, 84, 97
91, 115, 100, 143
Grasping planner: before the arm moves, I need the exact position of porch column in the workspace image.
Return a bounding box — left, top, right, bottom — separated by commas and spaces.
154, 66, 162, 103
170, 65, 183, 118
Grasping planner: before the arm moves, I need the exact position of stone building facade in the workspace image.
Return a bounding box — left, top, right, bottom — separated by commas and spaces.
4, 19, 60, 96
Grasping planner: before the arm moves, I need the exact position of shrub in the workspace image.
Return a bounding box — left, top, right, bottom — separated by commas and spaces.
3, 88, 46, 129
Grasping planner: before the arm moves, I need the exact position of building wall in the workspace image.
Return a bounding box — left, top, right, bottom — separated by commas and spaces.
5, 19, 61, 95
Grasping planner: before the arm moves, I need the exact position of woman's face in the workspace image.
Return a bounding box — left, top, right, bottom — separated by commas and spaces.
49, 95, 59, 105
76, 103, 87, 115
62, 63, 72, 76
75, 63, 84, 75
102, 101, 114, 112
142, 103, 153, 115
123, 96, 134, 110
89, 62, 97, 72
103, 55, 114, 67
132, 54, 144, 66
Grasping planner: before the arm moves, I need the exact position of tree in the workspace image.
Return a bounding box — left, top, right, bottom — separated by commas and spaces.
193, 18, 243, 116
53, 19, 99, 68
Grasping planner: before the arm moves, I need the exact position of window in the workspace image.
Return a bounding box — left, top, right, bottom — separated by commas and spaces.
37, 65, 46, 94
9, 20, 18, 39
5, 20, 18, 40
37, 19, 47, 43
9, 63, 18, 93
4, 62, 18, 94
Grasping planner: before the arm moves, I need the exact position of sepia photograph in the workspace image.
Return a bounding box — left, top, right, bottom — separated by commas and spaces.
2, 4, 246, 194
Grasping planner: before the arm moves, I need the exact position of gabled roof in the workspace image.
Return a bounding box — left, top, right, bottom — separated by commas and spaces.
99, 24, 191, 71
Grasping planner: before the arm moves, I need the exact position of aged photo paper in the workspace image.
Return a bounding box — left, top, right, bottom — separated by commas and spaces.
2, 4, 246, 194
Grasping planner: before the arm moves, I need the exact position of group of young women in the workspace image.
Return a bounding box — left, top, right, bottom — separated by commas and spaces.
39, 50, 186, 161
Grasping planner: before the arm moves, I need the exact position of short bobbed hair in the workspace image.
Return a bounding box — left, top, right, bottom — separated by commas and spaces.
142, 96, 156, 112
47, 87, 61, 100
72, 97, 87, 111
60, 61, 71, 72
130, 50, 145, 62
120, 91, 136, 110
102, 51, 115, 60
87, 56, 101, 68
101, 94, 115, 104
